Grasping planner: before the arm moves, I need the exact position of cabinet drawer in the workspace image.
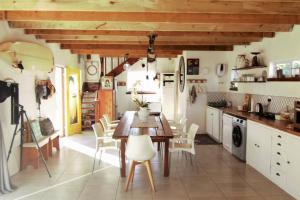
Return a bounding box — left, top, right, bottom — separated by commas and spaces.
271, 167, 286, 189
272, 142, 286, 156
271, 157, 287, 172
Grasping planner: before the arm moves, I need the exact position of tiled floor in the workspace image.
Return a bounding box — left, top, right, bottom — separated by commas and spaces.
0, 132, 295, 200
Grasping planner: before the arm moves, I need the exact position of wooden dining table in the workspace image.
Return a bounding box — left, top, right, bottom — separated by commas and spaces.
112, 111, 174, 177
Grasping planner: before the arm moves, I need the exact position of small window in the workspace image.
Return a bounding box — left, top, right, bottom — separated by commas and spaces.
127, 67, 159, 93
270, 59, 300, 78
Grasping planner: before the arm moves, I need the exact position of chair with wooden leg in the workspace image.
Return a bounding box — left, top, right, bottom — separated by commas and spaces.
125, 135, 156, 192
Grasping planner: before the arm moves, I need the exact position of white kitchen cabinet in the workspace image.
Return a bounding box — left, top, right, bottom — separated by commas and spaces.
247, 121, 300, 200
206, 107, 213, 137
222, 114, 233, 153
246, 120, 272, 178
206, 106, 222, 143
285, 134, 300, 199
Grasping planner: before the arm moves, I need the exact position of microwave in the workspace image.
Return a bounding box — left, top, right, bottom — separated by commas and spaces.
295, 101, 300, 130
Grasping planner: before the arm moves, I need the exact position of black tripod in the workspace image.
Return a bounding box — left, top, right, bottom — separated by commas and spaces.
7, 105, 51, 178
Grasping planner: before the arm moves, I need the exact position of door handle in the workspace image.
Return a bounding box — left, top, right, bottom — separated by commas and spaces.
276, 173, 280, 176
276, 162, 280, 166
287, 161, 291, 164
277, 135, 282, 138
277, 152, 281, 155
277, 143, 281, 146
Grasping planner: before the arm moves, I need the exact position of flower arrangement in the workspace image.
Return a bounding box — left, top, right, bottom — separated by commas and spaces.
131, 80, 149, 108
132, 98, 149, 108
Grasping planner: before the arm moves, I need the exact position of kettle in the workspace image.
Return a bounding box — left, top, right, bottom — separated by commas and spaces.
255, 103, 263, 115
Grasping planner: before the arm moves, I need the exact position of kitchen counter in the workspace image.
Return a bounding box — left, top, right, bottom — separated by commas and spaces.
220, 107, 300, 137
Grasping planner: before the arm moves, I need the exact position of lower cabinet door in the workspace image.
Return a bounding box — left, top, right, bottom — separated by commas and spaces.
222, 114, 232, 153
285, 135, 300, 199
246, 121, 271, 178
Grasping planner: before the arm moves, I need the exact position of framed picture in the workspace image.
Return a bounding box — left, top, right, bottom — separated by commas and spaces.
101, 76, 113, 90
187, 58, 200, 75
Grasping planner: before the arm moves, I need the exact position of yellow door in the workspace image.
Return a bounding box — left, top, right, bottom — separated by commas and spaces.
65, 67, 81, 135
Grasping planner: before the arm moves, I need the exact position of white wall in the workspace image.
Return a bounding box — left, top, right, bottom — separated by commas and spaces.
175, 51, 228, 133
0, 21, 78, 175
224, 25, 300, 98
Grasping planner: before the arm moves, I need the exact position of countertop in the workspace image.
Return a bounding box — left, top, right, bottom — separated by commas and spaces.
217, 106, 300, 137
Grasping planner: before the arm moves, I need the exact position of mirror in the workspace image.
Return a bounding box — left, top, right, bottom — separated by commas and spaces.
179, 56, 185, 92
0, 41, 54, 72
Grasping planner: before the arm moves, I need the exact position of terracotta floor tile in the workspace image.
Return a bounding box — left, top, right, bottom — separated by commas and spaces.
3, 132, 294, 200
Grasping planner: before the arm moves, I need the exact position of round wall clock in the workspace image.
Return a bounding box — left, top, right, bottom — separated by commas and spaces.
179, 56, 185, 93
87, 64, 98, 75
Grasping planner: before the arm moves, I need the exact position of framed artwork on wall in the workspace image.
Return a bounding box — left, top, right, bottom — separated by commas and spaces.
187, 58, 200, 75
101, 76, 113, 90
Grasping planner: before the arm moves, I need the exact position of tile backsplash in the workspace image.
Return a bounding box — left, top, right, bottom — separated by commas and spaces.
207, 92, 299, 113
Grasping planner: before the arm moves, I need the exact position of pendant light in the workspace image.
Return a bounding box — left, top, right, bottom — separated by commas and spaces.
123, 53, 130, 70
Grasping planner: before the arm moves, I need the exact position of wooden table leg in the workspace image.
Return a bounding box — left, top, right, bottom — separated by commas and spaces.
157, 142, 161, 151
164, 139, 170, 177
120, 139, 126, 177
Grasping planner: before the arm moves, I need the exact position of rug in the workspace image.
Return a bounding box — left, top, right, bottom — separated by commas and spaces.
194, 134, 220, 145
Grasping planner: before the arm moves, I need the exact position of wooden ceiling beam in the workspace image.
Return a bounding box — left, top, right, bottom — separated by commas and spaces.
8, 21, 293, 32
62, 44, 234, 51
71, 49, 180, 57
4, 11, 300, 24
1, 1, 300, 14
47, 40, 250, 46
25, 29, 275, 38
37, 35, 262, 43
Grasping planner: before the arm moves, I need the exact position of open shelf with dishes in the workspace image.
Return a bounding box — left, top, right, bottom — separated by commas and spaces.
231, 80, 266, 83
267, 77, 300, 82
232, 66, 267, 71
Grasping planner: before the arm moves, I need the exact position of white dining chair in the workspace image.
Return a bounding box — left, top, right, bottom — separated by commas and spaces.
169, 123, 199, 163
125, 135, 156, 192
99, 117, 115, 136
103, 114, 120, 128
171, 117, 187, 136
92, 123, 119, 174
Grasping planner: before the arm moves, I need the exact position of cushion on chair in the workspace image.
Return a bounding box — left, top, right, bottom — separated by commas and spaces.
174, 143, 192, 149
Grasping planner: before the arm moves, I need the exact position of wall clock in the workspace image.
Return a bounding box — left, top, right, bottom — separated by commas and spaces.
179, 56, 185, 93
87, 64, 98, 75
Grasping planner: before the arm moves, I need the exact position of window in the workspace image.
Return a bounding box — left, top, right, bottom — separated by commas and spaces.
127, 65, 159, 93
269, 59, 300, 78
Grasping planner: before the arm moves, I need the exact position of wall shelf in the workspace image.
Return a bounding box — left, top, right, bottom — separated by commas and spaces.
231, 81, 266, 83
232, 66, 267, 71
267, 77, 300, 82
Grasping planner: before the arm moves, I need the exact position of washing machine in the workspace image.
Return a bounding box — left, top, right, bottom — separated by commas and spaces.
232, 117, 247, 161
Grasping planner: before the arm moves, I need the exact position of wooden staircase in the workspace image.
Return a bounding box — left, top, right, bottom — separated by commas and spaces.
81, 56, 139, 130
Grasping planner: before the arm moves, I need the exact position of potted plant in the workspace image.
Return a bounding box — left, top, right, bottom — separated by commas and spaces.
131, 80, 150, 122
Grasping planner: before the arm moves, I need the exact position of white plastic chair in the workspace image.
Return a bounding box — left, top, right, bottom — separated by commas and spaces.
169, 123, 199, 163
125, 135, 156, 192
92, 123, 119, 173
170, 117, 187, 137
99, 118, 115, 136
103, 114, 119, 128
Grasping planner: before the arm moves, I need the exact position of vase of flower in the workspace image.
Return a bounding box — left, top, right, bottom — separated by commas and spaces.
132, 95, 150, 122
137, 107, 150, 122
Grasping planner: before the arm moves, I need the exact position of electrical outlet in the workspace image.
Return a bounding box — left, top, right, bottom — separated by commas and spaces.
268, 97, 272, 102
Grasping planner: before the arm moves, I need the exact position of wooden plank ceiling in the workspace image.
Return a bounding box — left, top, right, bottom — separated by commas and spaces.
0, 0, 300, 58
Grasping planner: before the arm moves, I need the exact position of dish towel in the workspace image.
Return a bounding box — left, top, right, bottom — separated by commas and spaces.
0, 122, 14, 194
